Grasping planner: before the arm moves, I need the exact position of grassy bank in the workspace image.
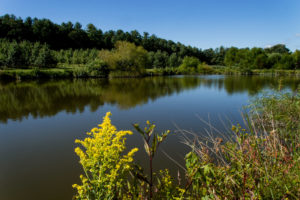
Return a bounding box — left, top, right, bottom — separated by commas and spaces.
0, 65, 107, 79
0, 68, 72, 79
147, 66, 300, 76
1, 66, 300, 80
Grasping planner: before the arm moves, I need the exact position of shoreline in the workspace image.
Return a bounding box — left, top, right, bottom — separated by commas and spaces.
1, 67, 300, 80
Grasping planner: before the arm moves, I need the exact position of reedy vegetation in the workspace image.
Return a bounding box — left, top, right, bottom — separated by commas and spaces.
73, 91, 300, 199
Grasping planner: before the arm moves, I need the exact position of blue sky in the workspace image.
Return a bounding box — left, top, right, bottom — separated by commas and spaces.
1, 0, 299, 50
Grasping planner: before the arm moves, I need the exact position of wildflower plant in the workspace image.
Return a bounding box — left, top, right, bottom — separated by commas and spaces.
73, 112, 138, 200
133, 121, 170, 199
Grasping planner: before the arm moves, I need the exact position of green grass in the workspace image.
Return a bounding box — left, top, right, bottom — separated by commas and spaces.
1, 65, 300, 80
252, 69, 300, 76
0, 66, 106, 79
214, 66, 300, 76
0, 68, 72, 79
146, 68, 177, 76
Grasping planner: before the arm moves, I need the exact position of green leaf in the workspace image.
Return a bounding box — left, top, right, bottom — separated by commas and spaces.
144, 140, 150, 156
133, 123, 146, 139
148, 124, 155, 136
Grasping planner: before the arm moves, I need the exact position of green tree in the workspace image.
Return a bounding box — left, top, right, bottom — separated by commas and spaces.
202, 48, 214, 64
292, 50, 300, 69
33, 44, 56, 68
6, 41, 23, 67
267, 53, 282, 68
254, 53, 268, 69
153, 50, 168, 68
224, 47, 239, 67
168, 53, 181, 67
265, 44, 290, 54
68, 22, 89, 49
86, 23, 103, 48
274, 53, 294, 69
250, 48, 268, 69
211, 46, 226, 65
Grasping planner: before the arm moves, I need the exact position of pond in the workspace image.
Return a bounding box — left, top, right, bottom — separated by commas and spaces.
0, 75, 299, 200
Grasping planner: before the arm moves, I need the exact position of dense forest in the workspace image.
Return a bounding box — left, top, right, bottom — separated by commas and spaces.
0, 14, 299, 78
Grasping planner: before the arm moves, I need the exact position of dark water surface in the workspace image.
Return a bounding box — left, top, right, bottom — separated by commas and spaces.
0, 75, 299, 200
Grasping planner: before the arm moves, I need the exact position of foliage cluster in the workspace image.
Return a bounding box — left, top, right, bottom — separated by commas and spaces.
224, 45, 300, 70
54, 48, 99, 65
0, 39, 56, 69
177, 56, 214, 74
99, 41, 148, 77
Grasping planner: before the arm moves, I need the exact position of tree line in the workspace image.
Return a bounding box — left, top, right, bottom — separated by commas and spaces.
225, 45, 300, 70
0, 14, 213, 63
0, 39, 56, 68
0, 14, 299, 73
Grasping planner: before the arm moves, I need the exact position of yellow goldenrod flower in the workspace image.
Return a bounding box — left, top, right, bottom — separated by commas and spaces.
72, 112, 138, 200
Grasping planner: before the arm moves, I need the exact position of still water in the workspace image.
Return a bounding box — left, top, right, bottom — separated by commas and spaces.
0, 75, 299, 200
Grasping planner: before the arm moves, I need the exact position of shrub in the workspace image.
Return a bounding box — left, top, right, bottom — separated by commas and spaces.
184, 124, 299, 199
183, 91, 300, 199
178, 56, 200, 74
72, 67, 89, 78
197, 63, 215, 74
99, 41, 148, 76
86, 58, 109, 77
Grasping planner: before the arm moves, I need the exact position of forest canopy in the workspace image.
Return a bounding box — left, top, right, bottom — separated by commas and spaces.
0, 14, 299, 75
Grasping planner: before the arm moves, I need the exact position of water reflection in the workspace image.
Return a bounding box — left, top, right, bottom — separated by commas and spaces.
1, 75, 299, 200
0, 75, 299, 123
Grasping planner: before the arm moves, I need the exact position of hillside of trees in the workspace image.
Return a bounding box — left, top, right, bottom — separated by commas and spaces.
0, 14, 299, 78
